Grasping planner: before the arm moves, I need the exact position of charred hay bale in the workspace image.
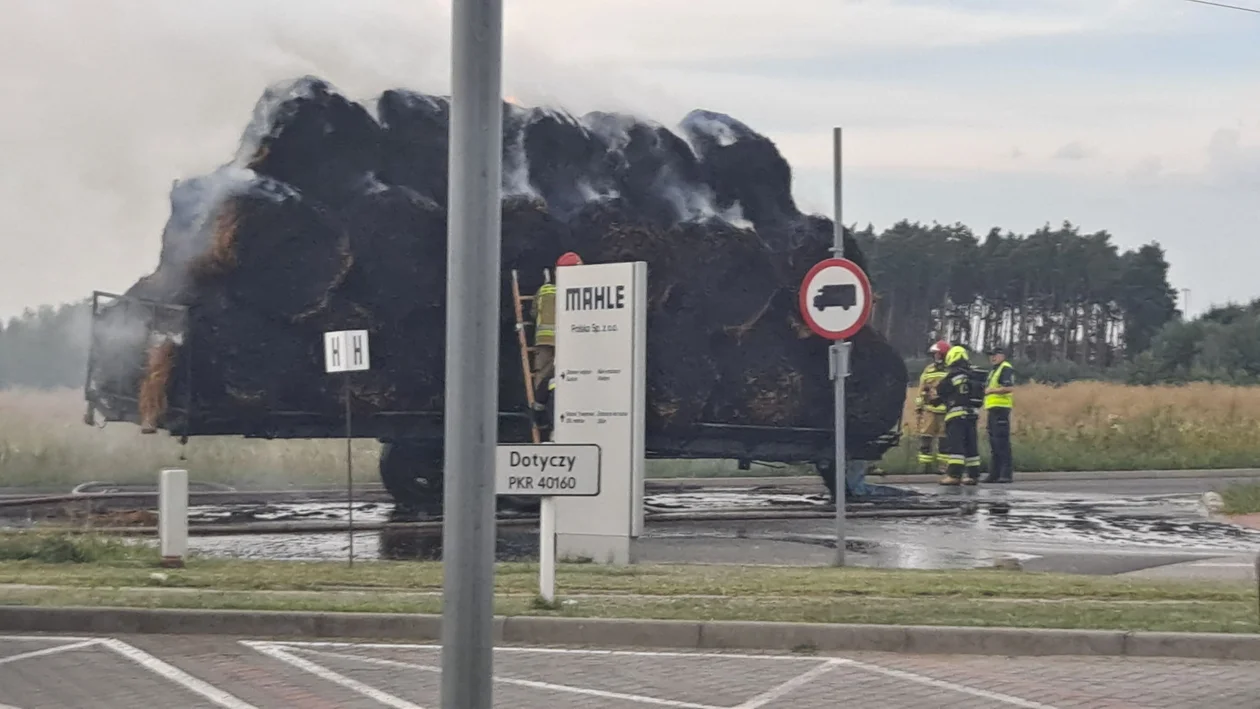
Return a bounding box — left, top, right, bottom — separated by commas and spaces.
704, 308, 812, 427
522, 110, 618, 219
582, 113, 708, 226
138, 339, 177, 432
502, 196, 568, 279
785, 321, 908, 451
183, 294, 330, 417
376, 90, 451, 205
644, 307, 719, 431
680, 110, 798, 229
338, 187, 446, 321
238, 76, 383, 208
191, 189, 351, 324
351, 305, 447, 413
668, 221, 782, 330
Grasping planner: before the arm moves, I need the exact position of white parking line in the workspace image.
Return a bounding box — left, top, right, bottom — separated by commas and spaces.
244, 640, 1065, 709
286, 646, 723, 709
845, 659, 1062, 709
249, 643, 424, 709
260, 641, 822, 663
96, 639, 260, 709
733, 660, 842, 709
0, 640, 97, 667
0, 636, 258, 709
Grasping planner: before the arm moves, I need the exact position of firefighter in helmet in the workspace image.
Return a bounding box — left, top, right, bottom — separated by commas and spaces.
930, 345, 983, 486
914, 340, 950, 474
531, 251, 583, 438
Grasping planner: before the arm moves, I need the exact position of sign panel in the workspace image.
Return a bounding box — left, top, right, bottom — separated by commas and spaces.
323, 330, 370, 373
553, 261, 647, 564
494, 444, 601, 496
799, 258, 872, 340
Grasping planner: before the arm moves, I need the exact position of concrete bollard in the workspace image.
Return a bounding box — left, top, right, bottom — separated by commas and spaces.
159, 468, 188, 568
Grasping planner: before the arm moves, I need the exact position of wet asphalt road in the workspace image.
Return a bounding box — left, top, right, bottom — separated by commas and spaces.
170, 475, 1260, 579
2, 474, 1257, 578
7, 634, 1260, 709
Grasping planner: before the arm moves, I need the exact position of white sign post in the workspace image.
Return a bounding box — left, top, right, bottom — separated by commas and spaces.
799, 252, 872, 567
496, 443, 601, 602
552, 261, 647, 565
158, 467, 188, 569
324, 329, 370, 567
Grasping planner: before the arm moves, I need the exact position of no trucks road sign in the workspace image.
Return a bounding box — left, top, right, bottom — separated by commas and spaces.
799, 258, 873, 340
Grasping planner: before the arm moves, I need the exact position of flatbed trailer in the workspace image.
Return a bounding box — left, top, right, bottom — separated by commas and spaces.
83, 291, 902, 510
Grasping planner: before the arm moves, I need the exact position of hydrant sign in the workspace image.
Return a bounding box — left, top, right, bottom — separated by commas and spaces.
799, 258, 873, 340
495, 444, 602, 496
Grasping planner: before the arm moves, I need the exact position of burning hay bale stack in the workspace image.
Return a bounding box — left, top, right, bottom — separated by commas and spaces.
94, 75, 907, 455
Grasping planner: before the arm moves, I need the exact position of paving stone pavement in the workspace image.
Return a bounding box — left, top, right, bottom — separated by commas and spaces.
1, 634, 1258, 708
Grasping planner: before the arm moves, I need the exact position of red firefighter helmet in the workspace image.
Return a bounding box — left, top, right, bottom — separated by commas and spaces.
556, 252, 583, 267
929, 340, 949, 358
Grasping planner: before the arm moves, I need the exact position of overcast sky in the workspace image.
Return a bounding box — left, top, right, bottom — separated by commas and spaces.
1, 0, 1256, 319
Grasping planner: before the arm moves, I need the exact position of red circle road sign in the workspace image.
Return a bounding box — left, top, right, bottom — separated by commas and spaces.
798, 258, 873, 340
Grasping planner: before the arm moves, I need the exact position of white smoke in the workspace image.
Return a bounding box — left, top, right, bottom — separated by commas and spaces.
503, 104, 541, 200
0, 0, 686, 318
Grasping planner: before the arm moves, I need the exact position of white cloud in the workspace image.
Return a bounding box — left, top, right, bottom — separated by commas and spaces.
513, 0, 1183, 62
0, 0, 1252, 316
1053, 141, 1093, 161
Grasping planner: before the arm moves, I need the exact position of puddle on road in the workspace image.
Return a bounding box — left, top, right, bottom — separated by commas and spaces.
6, 486, 1258, 569
172, 487, 1260, 568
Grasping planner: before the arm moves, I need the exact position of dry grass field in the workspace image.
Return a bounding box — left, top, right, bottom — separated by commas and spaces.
0, 384, 1258, 489
887, 381, 1260, 473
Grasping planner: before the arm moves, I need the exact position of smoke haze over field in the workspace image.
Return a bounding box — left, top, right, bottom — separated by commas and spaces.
2, 0, 1258, 319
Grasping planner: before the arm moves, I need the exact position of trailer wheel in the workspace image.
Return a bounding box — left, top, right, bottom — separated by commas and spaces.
379, 441, 443, 514
816, 459, 838, 503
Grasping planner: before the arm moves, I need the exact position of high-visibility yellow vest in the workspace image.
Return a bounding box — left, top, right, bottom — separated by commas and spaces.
984, 361, 1014, 409
916, 362, 947, 414
534, 283, 557, 346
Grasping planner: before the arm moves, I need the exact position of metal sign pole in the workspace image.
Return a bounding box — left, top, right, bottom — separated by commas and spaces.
831, 126, 848, 567
540, 495, 556, 602
344, 372, 354, 567
443, 0, 504, 705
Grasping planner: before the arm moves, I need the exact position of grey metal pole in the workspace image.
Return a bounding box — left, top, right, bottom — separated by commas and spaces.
442, 0, 503, 705
831, 126, 848, 567
345, 373, 353, 568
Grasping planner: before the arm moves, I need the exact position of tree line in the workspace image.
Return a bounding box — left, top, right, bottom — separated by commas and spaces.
4, 219, 1256, 389
850, 220, 1180, 366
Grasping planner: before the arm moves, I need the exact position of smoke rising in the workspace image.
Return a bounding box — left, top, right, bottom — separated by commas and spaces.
0, 0, 680, 319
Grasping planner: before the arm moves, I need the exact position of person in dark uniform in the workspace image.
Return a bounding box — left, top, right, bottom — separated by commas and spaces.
930, 345, 983, 486
983, 347, 1015, 483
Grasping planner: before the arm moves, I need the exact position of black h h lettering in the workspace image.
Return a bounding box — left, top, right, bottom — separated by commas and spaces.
351, 335, 363, 365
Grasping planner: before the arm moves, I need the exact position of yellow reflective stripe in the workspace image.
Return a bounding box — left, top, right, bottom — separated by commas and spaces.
534, 283, 557, 344
984, 361, 1014, 409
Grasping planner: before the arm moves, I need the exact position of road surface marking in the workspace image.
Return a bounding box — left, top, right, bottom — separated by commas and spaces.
248, 643, 424, 709
845, 658, 1061, 709
733, 660, 843, 708
96, 639, 259, 709
0, 640, 97, 667
263, 641, 822, 663
292, 646, 723, 709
